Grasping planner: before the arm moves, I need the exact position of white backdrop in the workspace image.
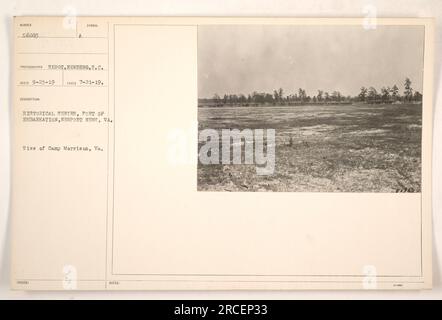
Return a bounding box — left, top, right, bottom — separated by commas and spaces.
0, 0, 441, 299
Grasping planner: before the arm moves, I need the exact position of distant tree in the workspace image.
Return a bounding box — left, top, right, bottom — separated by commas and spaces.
265, 93, 274, 103
358, 87, 368, 102
404, 78, 413, 102
298, 88, 303, 102
252, 91, 265, 104
390, 84, 399, 102
324, 92, 330, 103
380, 87, 390, 103
273, 90, 279, 102
278, 88, 284, 102
298, 88, 307, 102
252, 91, 261, 104
257, 93, 266, 104
331, 91, 342, 102
213, 93, 221, 105
317, 90, 323, 102
367, 87, 378, 103
413, 91, 423, 102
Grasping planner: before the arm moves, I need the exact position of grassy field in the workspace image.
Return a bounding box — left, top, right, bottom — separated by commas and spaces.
197, 103, 422, 192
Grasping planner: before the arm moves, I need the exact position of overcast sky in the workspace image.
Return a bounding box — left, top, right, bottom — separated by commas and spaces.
198, 25, 424, 98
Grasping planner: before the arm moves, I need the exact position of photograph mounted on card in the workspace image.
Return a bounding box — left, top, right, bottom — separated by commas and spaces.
11, 17, 433, 290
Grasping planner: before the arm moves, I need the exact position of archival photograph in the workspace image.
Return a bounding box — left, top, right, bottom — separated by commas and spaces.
197, 25, 424, 192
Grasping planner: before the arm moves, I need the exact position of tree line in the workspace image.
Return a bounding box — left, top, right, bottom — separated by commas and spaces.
200, 78, 422, 106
